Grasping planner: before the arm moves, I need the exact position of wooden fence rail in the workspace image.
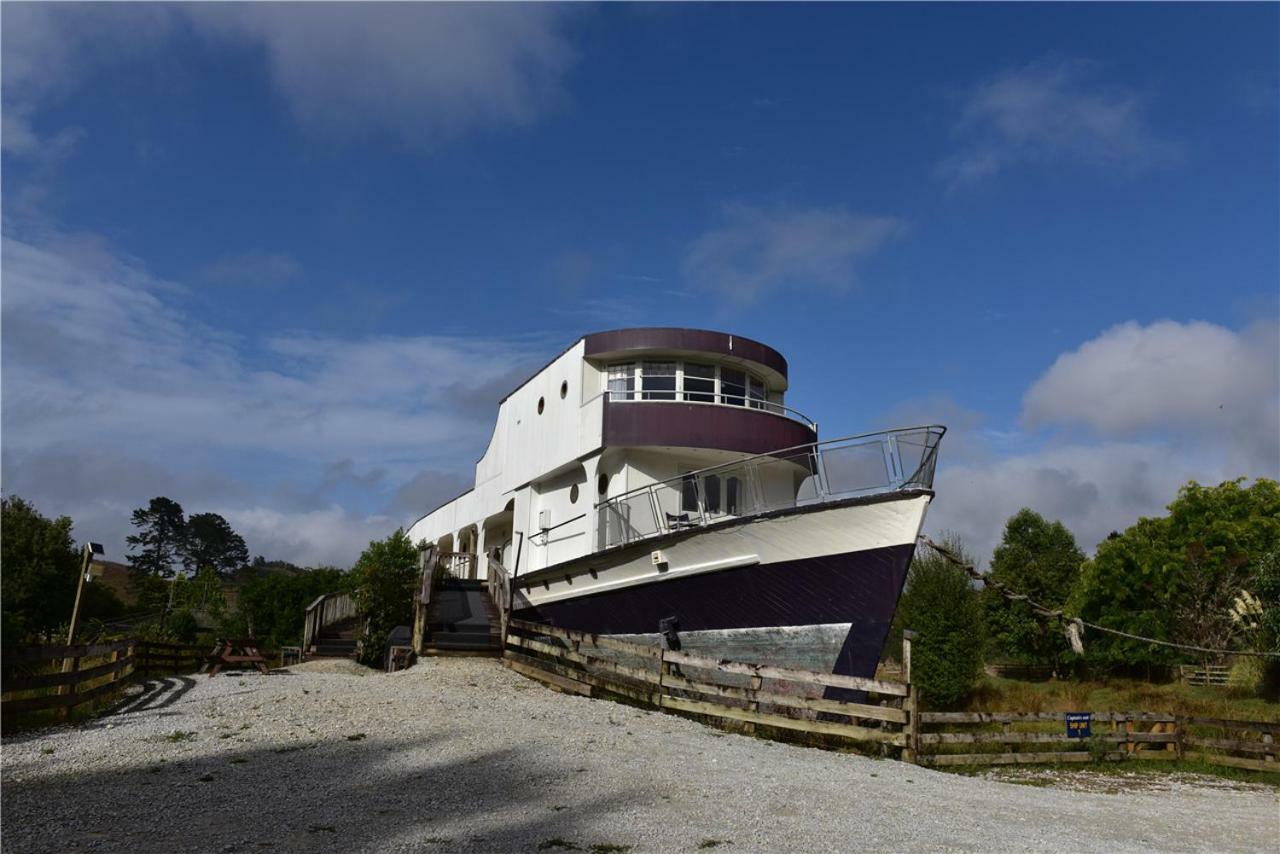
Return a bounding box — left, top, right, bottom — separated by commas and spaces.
916, 710, 1278, 772
502, 618, 914, 750
2, 639, 223, 725
502, 618, 1277, 775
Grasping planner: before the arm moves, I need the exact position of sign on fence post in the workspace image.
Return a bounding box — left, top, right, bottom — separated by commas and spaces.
1066, 712, 1092, 739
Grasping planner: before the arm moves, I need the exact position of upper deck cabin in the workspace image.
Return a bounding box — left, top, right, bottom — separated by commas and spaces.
407, 328, 820, 578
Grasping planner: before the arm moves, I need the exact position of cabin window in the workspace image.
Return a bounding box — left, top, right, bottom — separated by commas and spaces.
597, 473, 609, 496
726, 476, 740, 514
683, 362, 716, 403
604, 360, 776, 411
537, 396, 545, 415
560, 380, 569, 399
680, 473, 699, 513
704, 474, 722, 515
569, 484, 580, 504
607, 363, 635, 400
641, 362, 677, 400
720, 368, 746, 406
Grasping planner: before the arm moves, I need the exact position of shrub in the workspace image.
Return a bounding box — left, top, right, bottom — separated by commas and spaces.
349, 529, 419, 667
168, 609, 199, 644
893, 535, 985, 709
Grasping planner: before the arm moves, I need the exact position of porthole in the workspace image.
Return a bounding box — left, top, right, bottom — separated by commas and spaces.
569, 484, 580, 504
597, 473, 609, 496
537, 396, 545, 415
560, 380, 568, 399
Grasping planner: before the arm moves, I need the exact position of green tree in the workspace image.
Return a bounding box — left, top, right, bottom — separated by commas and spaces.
182, 513, 249, 578
1, 496, 80, 643
1069, 478, 1280, 671
126, 497, 187, 580
350, 529, 419, 666
892, 535, 985, 709
233, 567, 350, 647
983, 509, 1085, 671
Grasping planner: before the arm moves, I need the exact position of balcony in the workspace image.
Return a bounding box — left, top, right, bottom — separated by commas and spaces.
595, 425, 945, 550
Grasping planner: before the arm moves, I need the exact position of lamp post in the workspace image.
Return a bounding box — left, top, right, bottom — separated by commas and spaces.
66, 542, 105, 646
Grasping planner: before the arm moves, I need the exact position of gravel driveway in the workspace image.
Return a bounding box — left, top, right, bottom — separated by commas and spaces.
3, 658, 1276, 853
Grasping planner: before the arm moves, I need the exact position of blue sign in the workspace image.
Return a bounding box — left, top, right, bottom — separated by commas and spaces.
1065, 712, 1092, 739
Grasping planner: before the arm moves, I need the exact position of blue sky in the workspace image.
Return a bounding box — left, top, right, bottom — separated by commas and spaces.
3, 3, 1277, 566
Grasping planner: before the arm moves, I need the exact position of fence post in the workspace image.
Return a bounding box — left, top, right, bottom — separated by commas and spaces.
1174, 714, 1185, 761
902, 630, 918, 764
658, 647, 669, 711
58, 654, 82, 721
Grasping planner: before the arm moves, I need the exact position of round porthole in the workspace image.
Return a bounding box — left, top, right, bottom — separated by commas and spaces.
537, 396, 545, 415
597, 473, 609, 496
560, 380, 568, 399
569, 484, 580, 504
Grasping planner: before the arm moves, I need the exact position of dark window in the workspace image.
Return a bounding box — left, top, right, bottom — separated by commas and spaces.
704, 474, 721, 514
569, 484, 579, 504
642, 362, 677, 400
749, 377, 766, 410
683, 362, 716, 403
726, 477, 740, 514
721, 368, 746, 406
681, 473, 699, 513
537, 397, 545, 414
560, 380, 568, 399
597, 473, 609, 495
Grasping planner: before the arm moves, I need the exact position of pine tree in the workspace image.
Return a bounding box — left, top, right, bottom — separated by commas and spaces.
183, 512, 249, 577
126, 497, 187, 579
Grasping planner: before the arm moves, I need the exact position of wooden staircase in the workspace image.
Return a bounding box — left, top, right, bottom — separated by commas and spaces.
423, 578, 502, 656
309, 616, 360, 659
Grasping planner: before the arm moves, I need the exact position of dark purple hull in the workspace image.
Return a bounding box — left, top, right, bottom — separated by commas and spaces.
514, 541, 916, 695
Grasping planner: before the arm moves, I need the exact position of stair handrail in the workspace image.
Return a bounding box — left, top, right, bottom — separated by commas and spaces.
486, 556, 512, 639
302, 590, 357, 654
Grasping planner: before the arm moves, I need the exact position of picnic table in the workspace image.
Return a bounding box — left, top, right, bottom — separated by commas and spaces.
206, 638, 270, 676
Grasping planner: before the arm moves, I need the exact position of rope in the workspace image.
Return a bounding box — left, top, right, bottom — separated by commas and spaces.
918, 535, 1280, 660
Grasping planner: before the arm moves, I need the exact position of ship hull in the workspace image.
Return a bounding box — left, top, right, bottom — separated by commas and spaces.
512, 491, 930, 687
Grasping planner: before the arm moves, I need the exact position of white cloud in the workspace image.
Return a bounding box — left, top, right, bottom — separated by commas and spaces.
682, 205, 904, 304
0, 230, 551, 565
1023, 319, 1279, 469
1, 4, 577, 153
925, 438, 1239, 567
940, 57, 1180, 187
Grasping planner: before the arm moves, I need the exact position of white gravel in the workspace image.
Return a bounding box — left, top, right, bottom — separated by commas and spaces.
3, 658, 1276, 853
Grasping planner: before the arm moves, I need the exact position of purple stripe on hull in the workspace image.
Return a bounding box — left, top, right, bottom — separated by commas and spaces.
515, 542, 916, 687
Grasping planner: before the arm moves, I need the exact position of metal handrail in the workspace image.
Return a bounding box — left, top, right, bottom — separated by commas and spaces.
593, 425, 945, 550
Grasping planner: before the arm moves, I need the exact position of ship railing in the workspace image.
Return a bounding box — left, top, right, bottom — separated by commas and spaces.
594, 425, 945, 550
594, 390, 818, 431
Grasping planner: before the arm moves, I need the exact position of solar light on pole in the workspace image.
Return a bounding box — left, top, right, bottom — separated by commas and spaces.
66, 542, 106, 647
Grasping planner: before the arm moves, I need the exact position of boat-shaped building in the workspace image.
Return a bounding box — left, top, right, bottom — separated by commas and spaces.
407, 327, 943, 681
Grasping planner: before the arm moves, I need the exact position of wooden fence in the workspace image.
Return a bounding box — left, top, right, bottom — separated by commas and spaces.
1179, 664, 1231, 687
503, 618, 914, 753
916, 711, 1278, 772
2, 639, 212, 725
502, 618, 1278, 774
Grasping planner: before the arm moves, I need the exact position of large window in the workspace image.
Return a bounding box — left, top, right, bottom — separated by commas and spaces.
720, 368, 746, 406
607, 363, 635, 400
605, 360, 778, 412
641, 362, 677, 400
683, 362, 716, 403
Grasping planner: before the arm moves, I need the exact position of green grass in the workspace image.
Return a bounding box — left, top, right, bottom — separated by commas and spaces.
964, 676, 1279, 720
